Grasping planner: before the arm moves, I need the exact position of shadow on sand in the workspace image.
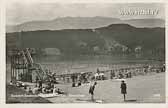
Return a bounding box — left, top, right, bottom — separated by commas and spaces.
124, 99, 137, 103
76, 98, 92, 102
76, 98, 103, 103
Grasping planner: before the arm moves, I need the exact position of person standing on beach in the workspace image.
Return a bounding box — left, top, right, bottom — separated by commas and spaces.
120, 80, 127, 101
89, 81, 97, 101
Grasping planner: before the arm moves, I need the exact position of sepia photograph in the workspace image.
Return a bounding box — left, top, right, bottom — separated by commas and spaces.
5, 1, 165, 103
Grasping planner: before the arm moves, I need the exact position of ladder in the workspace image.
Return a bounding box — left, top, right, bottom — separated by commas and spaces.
21, 50, 28, 64
25, 48, 34, 65
22, 48, 49, 81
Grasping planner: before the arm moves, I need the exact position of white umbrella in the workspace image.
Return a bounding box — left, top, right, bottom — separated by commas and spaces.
99, 73, 104, 76
94, 73, 99, 77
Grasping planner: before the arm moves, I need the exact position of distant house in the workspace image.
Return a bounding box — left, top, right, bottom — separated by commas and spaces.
135, 46, 142, 53
43, 48, 61, 55
93, 46, 100, 52
122, 46, 128, 52
78, 41, 87, 47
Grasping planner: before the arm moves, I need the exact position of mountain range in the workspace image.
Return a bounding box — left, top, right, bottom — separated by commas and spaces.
6, 17, 165, 33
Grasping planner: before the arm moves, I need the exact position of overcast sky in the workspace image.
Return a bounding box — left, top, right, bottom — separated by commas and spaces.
6, 2, 165, 25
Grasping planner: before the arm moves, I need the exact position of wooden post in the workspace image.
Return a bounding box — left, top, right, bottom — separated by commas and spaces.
23, 58, 25, 81
15, 55, 19, 80
11, 56, 13, 81
15, 55, 17, 80
13, 55, 15, 79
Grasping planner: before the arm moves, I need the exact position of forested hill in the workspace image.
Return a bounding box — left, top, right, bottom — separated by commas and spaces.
6, 24, 165, 56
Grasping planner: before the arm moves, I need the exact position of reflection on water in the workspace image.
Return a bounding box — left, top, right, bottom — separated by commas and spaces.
34, 54, 163, 65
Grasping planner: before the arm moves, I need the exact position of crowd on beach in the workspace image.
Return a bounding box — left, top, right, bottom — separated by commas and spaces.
9, 79, 65, 96
9, 63, 165, 102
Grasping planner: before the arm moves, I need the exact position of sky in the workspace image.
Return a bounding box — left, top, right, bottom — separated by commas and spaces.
6, 1, 165, 25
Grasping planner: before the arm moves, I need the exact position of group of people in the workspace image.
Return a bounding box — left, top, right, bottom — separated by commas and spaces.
9, 80, 27, 89
10, 79, 65, 96
118, 71, 132, 79
27, 84, 65, 95
34, 80, 65, 95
